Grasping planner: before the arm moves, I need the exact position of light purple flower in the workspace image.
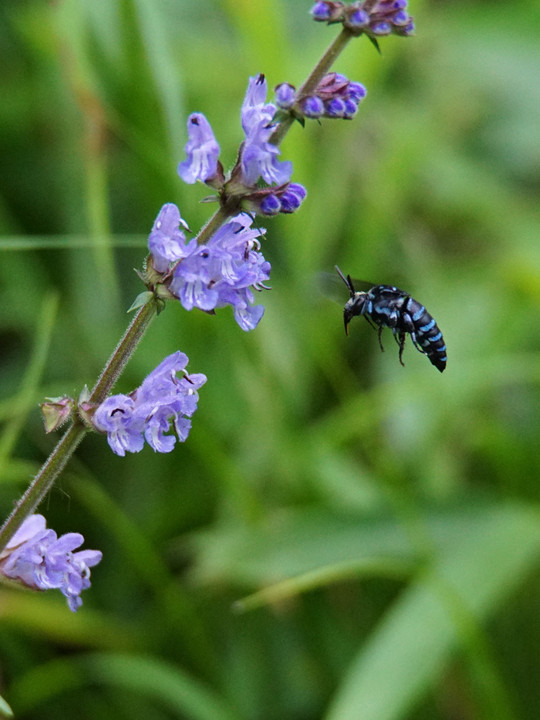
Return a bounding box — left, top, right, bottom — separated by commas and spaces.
259, 194, 282, 216
310, 1, 335, 20
302, 96, 325, 118
0, 514, 102, 612
274, 83, 296, 110
178, 113, 220, 184
169, 214, 270, 331
241, 74, 276, 135
239, 75, 293, 187
349, 9, 369, 27
93, 394, 144, 456
148, 203, 196, 273
241, 120, 293, 186
93, 352, 207, 456
279, 183, 307, 213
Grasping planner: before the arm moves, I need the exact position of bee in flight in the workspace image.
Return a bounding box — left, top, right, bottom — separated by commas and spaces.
335, 266, 447, 372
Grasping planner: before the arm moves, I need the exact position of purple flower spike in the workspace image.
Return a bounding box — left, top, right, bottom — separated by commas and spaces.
93, 352, 207, 456
178, 113, 220, 184
0, 514, 102, 612
170, 214, 270, 331
148, 203, 197, 273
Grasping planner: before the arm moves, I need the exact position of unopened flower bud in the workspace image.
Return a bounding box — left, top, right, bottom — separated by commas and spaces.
40, 396, 74, 434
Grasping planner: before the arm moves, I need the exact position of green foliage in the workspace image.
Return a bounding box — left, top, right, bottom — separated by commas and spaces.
1, 1, 540, 719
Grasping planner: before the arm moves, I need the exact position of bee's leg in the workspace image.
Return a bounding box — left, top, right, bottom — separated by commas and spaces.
410, 332, 425, 355
377, 325, 385, 353
398, 332, 407, 366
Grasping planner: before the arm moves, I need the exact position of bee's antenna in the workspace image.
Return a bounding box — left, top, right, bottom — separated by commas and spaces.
335, 265, 356, 297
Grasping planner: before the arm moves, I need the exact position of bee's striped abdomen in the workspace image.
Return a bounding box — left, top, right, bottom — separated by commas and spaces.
404, 298, 447, 372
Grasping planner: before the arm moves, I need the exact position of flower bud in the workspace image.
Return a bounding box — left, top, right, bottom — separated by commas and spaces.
40, 396, 74, 434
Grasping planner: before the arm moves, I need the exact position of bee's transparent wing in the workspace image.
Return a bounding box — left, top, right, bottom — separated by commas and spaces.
315, 270, 375, 303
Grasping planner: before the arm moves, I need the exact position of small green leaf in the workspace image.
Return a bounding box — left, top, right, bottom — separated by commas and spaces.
127, 291, 154, 313
0, 694, 13, 717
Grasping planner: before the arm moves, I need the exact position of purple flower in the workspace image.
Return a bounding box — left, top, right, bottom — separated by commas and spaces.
325, 97, 347, 118
237, 75, 293, 187
178, 113, 220, 184
259, 194, 282, 216
0, 514, 102, 612
93, 352, 207, 456
348, 81, 367, 101
241, 74, 276, 134
279, 183, 307, 213
274, 83, 296, 110
349, 9, 369, 27
310, 1, 345, 22
311, 1, 333, 20
169, 214, 270, 331
148, 203, 197, 273
371, 20, 391, 35
302, 95, 325, 118
93, 394, 144, 456
241, 118, 293, 186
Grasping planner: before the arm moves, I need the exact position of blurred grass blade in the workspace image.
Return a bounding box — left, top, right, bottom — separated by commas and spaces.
0, 291, 59, 476
234, 556, 415, 612
132, 0, 185, 155
10, 653, 242, 720
324, 503, 540, 720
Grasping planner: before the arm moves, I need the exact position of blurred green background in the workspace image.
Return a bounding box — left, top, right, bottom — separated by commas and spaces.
1, 1, 540, 718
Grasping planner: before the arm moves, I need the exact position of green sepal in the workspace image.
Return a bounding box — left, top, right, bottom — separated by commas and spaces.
128, 291, 154, 313
155, 296, 167, 315
368, 35, 381, 54
272, 109, 293, 124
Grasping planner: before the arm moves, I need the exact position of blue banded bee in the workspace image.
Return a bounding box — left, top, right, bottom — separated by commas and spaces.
335, 266, 447, 372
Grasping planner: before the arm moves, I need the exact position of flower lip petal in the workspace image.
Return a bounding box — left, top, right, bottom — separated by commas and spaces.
178, 113, 220, 184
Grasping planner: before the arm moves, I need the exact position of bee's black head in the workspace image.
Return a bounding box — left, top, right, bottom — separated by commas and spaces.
343, 295, 366, 335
